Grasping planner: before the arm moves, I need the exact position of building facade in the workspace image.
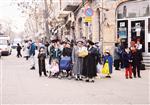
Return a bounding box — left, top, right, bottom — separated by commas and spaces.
50, 0, 150, 68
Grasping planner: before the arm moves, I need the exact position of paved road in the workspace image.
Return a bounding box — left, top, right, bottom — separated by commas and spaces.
1, 50, 150, 104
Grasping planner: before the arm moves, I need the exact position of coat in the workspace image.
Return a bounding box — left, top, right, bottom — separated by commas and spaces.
29, 43, 36, 56
23, 43, 30, 57
122, 52, 132, 68
113, 47, 120, 60
62, 47, 72, 57
82, 46, 98, 78
17, 45, 22, 52
38, 52, 46, 71
103, 55, 113, 74
72, 46, 83, 75
50, 48, 61, 61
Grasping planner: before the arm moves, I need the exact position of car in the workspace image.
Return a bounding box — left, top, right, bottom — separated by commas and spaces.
0, 36, 12, 56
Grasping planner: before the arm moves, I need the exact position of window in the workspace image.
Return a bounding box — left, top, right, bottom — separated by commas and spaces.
117, 0, 150, 19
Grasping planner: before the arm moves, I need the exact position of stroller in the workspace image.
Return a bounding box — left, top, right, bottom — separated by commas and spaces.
58, 56, 72, 79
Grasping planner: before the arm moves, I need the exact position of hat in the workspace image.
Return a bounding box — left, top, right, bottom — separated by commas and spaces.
87, 40, 94, 45
105, 49, 110, 53
76, 39, 84, 43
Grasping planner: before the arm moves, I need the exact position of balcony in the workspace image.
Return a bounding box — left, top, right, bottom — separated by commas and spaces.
63, 0, 80, 12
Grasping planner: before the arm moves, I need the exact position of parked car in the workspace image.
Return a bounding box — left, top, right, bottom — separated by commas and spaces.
0, 36, 12, 56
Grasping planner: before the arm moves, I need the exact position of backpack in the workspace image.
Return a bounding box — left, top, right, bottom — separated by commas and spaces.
59, 56, 72, 71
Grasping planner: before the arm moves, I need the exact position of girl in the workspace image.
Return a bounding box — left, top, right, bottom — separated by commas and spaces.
103, 49, 113, 78
48, 59, 59, 78
122, 47, 133, 79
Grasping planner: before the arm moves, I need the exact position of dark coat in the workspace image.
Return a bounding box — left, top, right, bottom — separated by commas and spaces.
50, 48, 61, 61
17, 45, 22, 52
62, 47, 72, 57
131, 50, 142, 65
82, 46, 98, 78
38, 53, 46, 71
122, 52, 132, 68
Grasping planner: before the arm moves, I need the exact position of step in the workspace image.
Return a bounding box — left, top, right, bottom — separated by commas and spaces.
145, 67, 150, 70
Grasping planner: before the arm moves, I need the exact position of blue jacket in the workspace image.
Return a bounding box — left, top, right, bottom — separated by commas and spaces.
29, 43, 36, 56
103, 55, 113, 74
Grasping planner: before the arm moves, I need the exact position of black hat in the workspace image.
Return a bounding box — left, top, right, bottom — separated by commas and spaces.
87, 40, 94, 45
76, 39, 84, 43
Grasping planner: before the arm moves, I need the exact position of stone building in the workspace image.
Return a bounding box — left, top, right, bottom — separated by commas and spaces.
50, 0, 150, 69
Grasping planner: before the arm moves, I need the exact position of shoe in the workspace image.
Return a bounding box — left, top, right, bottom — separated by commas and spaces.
58, 75, 62, 79
30, 66, 35, 70
126, 77, 128, 79
85, 79, 89, 82
138, 76, 141, 78
105, 75, 111, 78
129, 77, 132, 79
134, 76, 136, 78
68, 76, 72, 80
90, 79, 95, 83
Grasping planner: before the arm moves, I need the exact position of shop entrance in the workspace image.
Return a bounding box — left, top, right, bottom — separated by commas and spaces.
131, 20, 145, 52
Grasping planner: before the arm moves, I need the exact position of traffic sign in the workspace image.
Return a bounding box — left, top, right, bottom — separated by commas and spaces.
85, 8, 94, 17
84, 17, 92, 22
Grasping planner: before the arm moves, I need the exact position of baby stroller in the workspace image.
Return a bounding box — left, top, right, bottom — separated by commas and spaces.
58, 56, 72, 79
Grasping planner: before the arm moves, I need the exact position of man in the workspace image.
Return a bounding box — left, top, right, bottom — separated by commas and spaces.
17, 43, 22, 58
29, 40, 36, 70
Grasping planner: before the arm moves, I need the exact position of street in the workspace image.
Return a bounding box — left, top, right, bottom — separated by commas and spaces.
0, 50, 149, 104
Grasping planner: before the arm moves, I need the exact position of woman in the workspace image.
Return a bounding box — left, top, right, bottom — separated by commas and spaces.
130, 42, 142, 78
114, 43, 121, 70
72, 40, 84, 80
82, 40, 98, 82
23, 41, 30, 60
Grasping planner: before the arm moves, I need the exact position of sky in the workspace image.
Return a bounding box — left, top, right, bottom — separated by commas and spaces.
0, 0, 26, 33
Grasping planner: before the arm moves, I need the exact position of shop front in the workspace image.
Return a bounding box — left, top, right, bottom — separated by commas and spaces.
116, 0, 150, 55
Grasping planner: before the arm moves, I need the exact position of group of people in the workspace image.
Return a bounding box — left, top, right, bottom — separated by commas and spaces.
114, 39, 143, 79
37, 39, 108, 82
17, 37, 143, 83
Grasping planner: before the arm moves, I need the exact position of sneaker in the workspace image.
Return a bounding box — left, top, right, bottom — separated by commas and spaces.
30, 66, 35, 70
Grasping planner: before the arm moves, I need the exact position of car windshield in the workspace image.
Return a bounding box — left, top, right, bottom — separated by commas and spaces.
0, 39, 8, 45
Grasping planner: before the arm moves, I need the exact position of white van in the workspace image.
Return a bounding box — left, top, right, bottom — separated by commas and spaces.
0, 36, 12, 56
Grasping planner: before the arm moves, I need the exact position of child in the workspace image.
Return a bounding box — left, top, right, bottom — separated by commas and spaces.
103, 49, 113, 78
38, 47, 47, 77
48, 59, 59, 78
122, 47, 133, 79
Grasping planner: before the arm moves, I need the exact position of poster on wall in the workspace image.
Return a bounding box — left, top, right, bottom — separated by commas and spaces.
117, 21, 128, 39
